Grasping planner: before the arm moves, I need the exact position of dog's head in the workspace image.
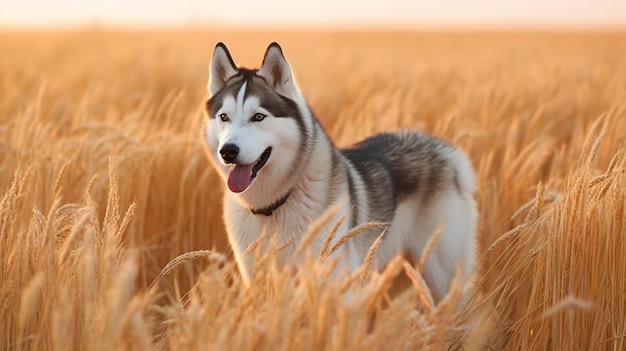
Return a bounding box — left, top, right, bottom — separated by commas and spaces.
204, 43, 310, 200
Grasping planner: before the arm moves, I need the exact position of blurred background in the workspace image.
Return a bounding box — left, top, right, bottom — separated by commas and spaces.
1, 0, 625, 29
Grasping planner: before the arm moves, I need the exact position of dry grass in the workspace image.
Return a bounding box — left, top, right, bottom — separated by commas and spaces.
1, 29, 625, 350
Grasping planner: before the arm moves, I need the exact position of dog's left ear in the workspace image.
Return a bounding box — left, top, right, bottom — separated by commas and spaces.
258, 43, 298, 97
208, 42, 239, 95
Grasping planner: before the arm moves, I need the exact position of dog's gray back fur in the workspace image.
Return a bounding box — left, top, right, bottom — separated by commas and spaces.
340, 131, 469, 226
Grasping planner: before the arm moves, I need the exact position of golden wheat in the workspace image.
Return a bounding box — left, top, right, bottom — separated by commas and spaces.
1, 29, 625, 350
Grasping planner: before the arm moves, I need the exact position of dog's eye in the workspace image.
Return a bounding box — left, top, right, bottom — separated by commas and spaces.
251, 113, 266, 122
219, 113, 229, 122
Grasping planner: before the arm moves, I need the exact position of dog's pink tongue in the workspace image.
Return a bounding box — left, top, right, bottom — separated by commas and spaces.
227, 164, 254, 193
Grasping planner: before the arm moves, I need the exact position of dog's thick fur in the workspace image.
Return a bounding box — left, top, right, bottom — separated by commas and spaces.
204, 42, 477, 302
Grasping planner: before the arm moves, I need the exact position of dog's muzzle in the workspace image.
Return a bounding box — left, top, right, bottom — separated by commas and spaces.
224, 147, 272, 193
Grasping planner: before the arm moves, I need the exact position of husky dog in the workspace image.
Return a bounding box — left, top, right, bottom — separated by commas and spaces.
204, 42, 477, 302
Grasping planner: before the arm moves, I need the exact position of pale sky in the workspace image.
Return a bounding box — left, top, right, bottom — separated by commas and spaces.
1, 0, 625, 28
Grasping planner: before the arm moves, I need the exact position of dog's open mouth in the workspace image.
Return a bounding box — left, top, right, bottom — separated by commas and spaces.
227, 147, 272, 193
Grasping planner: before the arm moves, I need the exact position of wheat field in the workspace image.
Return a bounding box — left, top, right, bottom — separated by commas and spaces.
1, 29, 625, 350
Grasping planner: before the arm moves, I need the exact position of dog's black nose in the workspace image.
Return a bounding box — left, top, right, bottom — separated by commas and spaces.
220, 143, 239, 163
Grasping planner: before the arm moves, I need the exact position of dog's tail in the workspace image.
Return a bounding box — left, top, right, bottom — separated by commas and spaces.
451, 150, 476, 195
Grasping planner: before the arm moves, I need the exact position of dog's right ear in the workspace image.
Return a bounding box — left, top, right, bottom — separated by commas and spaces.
208, 43, 238, 95
258, 42, 299, 98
